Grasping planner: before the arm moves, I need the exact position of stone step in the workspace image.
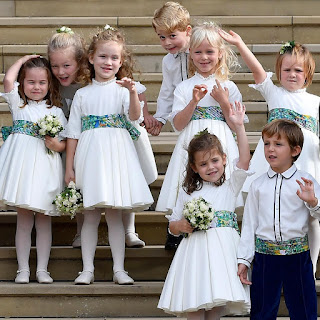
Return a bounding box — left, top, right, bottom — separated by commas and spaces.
0, 280, 319, 317
0, 16, 319, 45
2, 44, 320, 73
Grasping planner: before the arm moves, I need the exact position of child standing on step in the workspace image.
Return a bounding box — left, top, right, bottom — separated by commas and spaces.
238, 119, 320, 319
64, 26, 153, 285
0, 56, 67, 284
158, 102, 251, 319
156, 22, 243, 214
220, 30, 320, 276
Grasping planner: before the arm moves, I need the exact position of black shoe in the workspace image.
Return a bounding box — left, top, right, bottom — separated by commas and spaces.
165, 232, 183, 250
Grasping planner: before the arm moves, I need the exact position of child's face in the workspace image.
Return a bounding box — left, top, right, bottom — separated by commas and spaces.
280, 54, 306, 92
49, 47, 78, 87
263, 133, 301, 173
190, 39, 222, 77
191, 148, 226, 183
155, 26, 191, 54
23, 67, 49, 102
89, 41, 122, 82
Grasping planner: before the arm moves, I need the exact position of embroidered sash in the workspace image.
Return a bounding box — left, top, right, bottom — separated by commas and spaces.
1, 120, 41, 141
81, 114, 140, 141
212, 210, 240, 235
191, 106, 226, 122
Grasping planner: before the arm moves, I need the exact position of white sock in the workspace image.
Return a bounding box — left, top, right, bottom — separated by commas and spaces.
187, 310, 205, 320
308, 216, 320, 275
35, 213, 52, 272
122, 211, 135, 235
15, 209, 34, 271
76, 212, 84, 235
81, 210, 101, 272
205, 307, 226, 320
105, 209, 125, 272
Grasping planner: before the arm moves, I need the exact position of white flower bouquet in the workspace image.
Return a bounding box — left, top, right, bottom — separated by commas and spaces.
182, 197, 214, 235
53, 181, 83, 219
38, 114, 64, 154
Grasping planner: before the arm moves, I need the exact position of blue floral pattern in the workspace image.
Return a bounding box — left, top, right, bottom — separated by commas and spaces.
81, 114, 140, 141
212, 210, 240, 235
1, 120, 41, 141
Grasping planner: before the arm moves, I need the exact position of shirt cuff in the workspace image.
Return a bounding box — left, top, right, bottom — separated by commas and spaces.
237, 258, 251, 268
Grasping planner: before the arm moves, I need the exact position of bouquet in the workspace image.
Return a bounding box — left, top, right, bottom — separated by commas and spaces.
53, 181, 83, 219
38, 114, 64, 154
182, 197, 214, 236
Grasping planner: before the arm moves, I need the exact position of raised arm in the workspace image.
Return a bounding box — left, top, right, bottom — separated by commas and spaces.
65, 138, 78, 185
219, 29, 266, 84
3, 55, 40, 92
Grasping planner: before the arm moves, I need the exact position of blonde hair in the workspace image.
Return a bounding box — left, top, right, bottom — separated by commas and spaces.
152, 1, 190, 33
88, 27, 135, 80
47, 29, 90, 85
189, 22, 239, 81
275, 43, 315, 88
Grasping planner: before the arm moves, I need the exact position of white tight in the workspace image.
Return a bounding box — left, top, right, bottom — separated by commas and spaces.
15, 208, 52, 272
187, 307, 225, 320
81, 208, 126, 273
308, 216, 320, 275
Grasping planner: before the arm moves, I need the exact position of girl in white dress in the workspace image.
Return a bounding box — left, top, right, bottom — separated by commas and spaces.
156, 21, 243, 213
64, 27, 153, 285
220, 29, 320, 275
0, 56, 67, 284
158, 102, 251, 319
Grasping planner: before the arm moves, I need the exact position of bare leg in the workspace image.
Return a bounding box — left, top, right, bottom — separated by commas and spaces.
205, 306, 226, 320
187, 310, 205, 320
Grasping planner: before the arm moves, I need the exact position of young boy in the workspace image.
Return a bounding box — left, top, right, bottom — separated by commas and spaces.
149, 1, 192, 136
238, 119, 320, 319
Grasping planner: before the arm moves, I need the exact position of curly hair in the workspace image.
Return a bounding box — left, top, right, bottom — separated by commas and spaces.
17, 57, 61, 108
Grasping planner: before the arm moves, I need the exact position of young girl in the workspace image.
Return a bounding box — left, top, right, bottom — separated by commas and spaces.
0, 56, 67, 284
220, 30, 320, 274
156, 21, 243, 213
158, 102, 251, 319
48, 26, 152, 249
64, 27, 153, 285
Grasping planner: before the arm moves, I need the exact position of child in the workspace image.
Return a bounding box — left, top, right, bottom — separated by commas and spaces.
158, 102, 251, 319
220, 30, 320, 274
237, 119, 320, 319
0, 56, 67, 284
149, 1, 192, 136
64, 27, 153, 285
156, 21, 242, 214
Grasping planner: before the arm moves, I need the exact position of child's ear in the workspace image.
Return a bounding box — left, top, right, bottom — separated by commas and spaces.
88, 54, 94, 65
190, 163, 197, 173
186, 25, 192, 37
222, 154, 227, 165
292, 145, 302, 158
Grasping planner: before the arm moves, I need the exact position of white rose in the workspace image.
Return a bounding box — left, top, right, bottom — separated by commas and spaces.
68, 181, 76, 188
46, 115, 53, 122
46, 125, 52, 131
187, 202, 195, 212
199, 202, 208, 212
39, 128, 46, 136
51, 127, 57, 134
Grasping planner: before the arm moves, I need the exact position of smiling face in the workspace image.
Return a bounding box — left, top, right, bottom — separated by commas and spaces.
190, 39, 222, 77
23, 67, 49, 102
263, 133, 301, 173
280, 54, 306, 92
155, 27, 191, 54
89, 40, 122, 82
191, 148, 226, 183
49, 47, 78, 87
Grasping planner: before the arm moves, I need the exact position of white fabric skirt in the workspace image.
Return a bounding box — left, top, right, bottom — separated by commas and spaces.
158, 227, 250, 316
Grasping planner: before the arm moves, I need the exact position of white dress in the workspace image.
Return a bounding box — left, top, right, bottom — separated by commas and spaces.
242, 72, 320, 192
158, 160, 251, 316
65, 78, 154, 211
0, 82, 67, 215
156, 72, 242, 212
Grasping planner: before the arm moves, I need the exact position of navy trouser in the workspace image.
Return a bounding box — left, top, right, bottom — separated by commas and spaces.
250, 251, 317, 320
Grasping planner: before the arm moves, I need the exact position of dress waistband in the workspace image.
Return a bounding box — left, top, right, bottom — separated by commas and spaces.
81, 114, 140, 141
1, 120, 41, 141
191, 106, 226, 122
268, 108, 318, 135
212, 210, 240, 235
255, 235, 309, 255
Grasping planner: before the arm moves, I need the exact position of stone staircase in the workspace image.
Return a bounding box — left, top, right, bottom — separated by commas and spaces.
0, 0, 320, 318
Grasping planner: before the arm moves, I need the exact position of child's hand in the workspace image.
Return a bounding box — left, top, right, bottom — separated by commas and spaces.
228, 101, 246, 127
192, 84, 207, 103
65, 169, 75, 185
210, 79, 229, 105
237, 263, 252, 285
218, 29, 243, 47
20, 54, 41, 65
177, 217, 194, 234
45, 136, 65, 152
142, 112, 159, 130
117, 77, 136, 93
147, 120, 163, 136
296, 177, 318, 208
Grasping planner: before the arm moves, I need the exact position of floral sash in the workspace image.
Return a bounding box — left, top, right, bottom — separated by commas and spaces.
212, 210, 240, 235
1, 120, 41, 142
268, 108, 318, 135
81, 114, 140, 141
255, 235, 309, 256
191, 106, 226, 122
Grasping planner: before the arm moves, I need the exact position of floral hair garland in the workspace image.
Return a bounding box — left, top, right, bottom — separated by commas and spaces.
104, 24, 115, 31
194, 128, 209, 138
56, 26, 74, 34
279, 41, 295, 55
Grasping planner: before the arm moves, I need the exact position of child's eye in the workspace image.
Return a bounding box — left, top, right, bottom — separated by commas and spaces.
170, 34, 176, 39
264, 142, 269, 146
159, 35, 165, 40
64, 64, 70, 68
40, 81, 47, 85
51, 65, 57, 69
112, 56, 119, 60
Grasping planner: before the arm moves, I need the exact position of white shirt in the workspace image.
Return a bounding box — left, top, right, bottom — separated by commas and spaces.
238, 164, 320, 267
154, 51, 189, 124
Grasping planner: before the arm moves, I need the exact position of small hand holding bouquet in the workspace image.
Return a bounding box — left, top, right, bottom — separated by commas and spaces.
53, 181, 83, 219
183, 197, 214, 236
38, 114, 63, 154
